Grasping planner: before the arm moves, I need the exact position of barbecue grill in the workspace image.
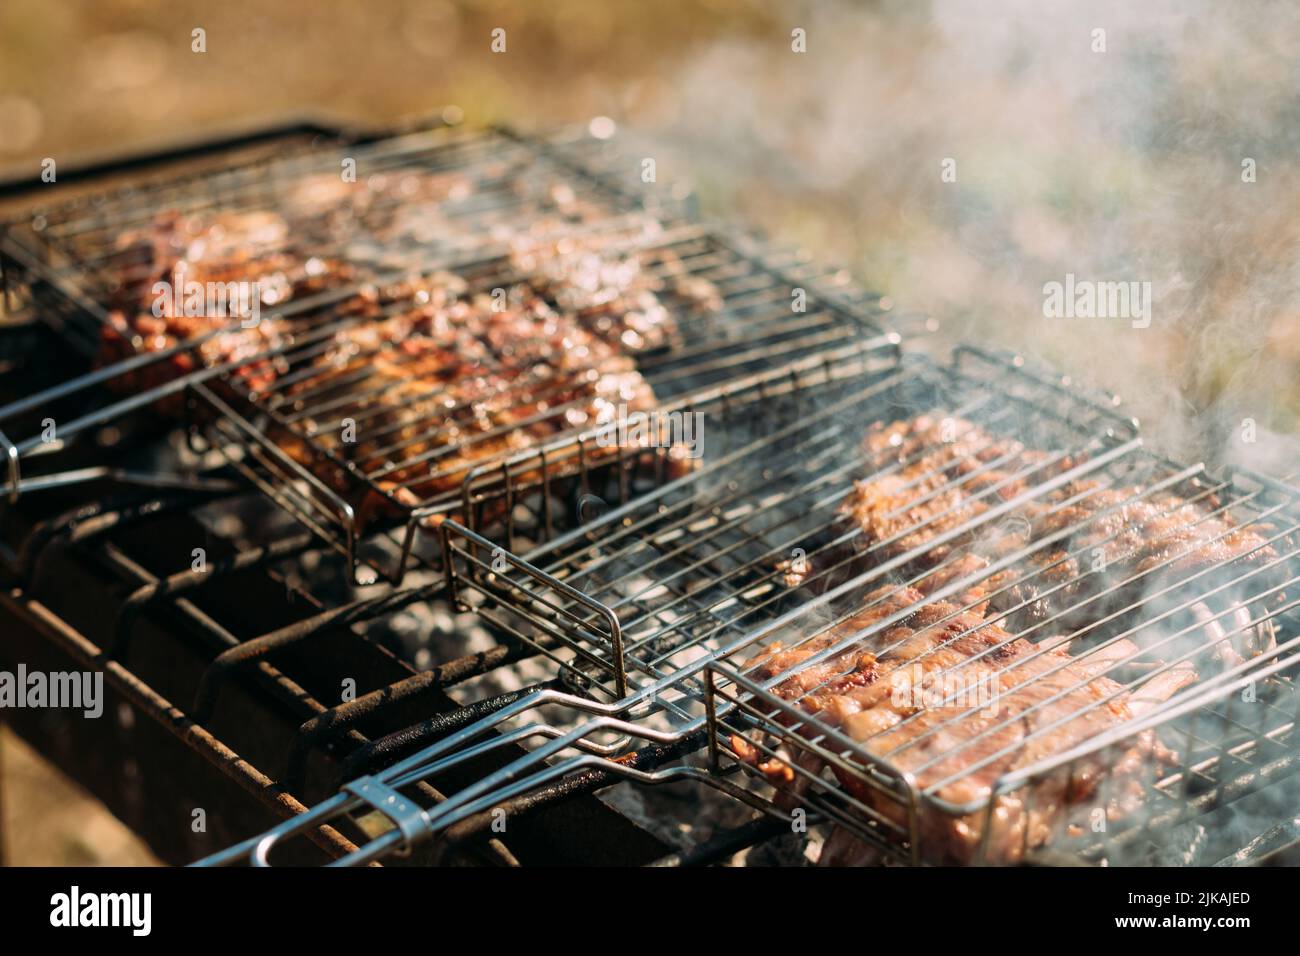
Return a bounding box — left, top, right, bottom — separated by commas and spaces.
1, 118, 899, 587
198, 347, 1300, 867
0, 117, 906, 866
3, 117, 1298, 870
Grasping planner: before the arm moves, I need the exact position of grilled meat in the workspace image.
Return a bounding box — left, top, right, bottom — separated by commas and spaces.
742, 414, 1280, 862
284, 168, 475, 232
107, 209, 292, 309
735, 585, 1186, 864
270, 272, 691, 524
840, 415, 1074, 563
92, 187, 718, 524
263, 222, 713, 520
839, 415, 1283, 662
95, 209, 363, 410
509, 222, 717, 351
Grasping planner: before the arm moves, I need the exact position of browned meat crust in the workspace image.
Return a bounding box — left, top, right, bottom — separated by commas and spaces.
740, 414, 1285, 862
840, 416, 1283, 658
93, 203, 715, 526
276, 276, 681, 523
734, 585, 1183, 864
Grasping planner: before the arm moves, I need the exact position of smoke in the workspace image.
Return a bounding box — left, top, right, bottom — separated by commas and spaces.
588, 2, 1300, 862
630, 0, 1300, 471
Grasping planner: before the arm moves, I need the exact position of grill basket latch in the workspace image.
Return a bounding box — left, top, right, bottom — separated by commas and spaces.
341, 777, 431, 856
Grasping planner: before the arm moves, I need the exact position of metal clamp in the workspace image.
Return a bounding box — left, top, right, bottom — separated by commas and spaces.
191, 382, 360, 583
341, 776, 432, 853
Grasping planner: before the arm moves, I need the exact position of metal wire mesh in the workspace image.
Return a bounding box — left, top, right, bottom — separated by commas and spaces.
433, 347, 1300, 864
0, 123, 901, 585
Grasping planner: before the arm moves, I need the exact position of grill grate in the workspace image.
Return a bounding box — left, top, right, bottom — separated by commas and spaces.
0, 122, 901, 586
198, 347, 1300, 866
2, 124, 666, 353
187, 225, 896, 585
444, 347, 1145, 697
8, 120, 1295, 869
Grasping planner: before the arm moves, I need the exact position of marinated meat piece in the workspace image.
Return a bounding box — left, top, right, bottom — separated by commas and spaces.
840, 416, 1283, 662
840, 415, 1069, 563
274, 274, 684, 525
284, 168, 474, 229
107, 210, 292, 310
735, 587, 1186, 863
512, 238, 675, 351
94, 253, 360, 413
92, 189, 713, 527
95, 206, 364, 410
915, 553, 996, 615
96, 308, 286, 408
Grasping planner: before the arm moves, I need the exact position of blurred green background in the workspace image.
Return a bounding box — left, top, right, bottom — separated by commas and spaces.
1, 0, 1298, 863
